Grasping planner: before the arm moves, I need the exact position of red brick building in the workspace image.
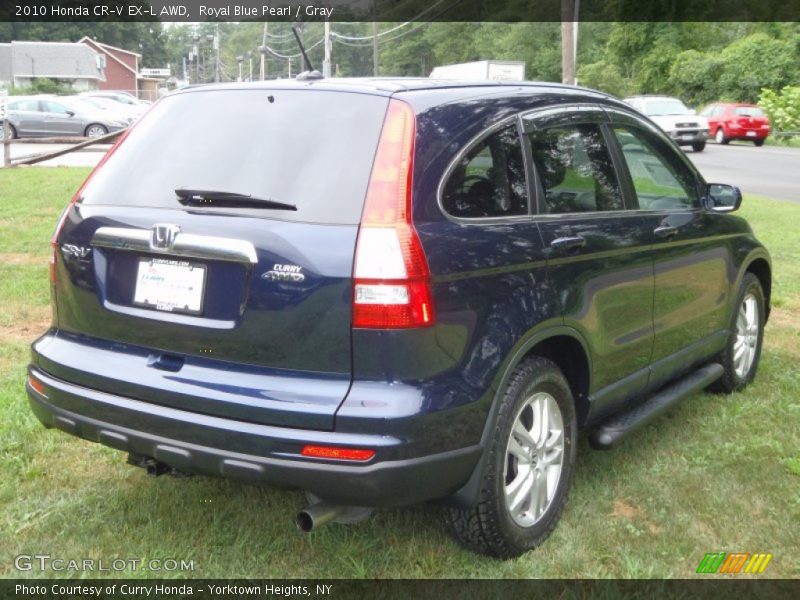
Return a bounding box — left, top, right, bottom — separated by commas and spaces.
78, 37, 141, 97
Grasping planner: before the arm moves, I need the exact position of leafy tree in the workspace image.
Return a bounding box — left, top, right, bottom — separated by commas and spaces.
716, 34, 798, 103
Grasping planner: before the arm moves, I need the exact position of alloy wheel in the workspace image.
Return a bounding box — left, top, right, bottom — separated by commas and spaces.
503, 391, 565, 527
734, 293, 759, 378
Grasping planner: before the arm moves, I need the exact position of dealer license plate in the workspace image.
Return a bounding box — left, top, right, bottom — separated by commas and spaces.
134, 258, 206, 315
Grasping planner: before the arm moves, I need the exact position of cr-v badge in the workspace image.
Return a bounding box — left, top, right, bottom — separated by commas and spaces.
262, 264, 305, 282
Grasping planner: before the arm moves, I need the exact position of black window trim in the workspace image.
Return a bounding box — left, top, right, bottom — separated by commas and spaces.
436, 114, 535, 225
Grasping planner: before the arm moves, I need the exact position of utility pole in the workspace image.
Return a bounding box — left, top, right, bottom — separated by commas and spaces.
214, 24, 220, 83
1, 86, 10, 167
247, 51, 253, 82
323, 21, 331, 78
260, 22, 268, 80
561, 0, 578, 85
372, 1, 379, 76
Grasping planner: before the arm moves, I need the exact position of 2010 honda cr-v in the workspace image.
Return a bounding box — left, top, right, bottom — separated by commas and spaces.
27, 79, 771, 558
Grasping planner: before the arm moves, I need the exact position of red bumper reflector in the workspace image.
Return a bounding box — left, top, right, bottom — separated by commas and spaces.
28, 375, 46, 397
301, 445, 375, 461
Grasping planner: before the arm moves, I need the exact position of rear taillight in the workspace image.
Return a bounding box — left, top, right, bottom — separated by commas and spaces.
49, 124, 135, 284
352, 99, 434, 329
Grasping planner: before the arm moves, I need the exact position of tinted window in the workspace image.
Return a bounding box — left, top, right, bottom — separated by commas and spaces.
80, 89, 389, 225
613, 126, 699, 210
528, 124, 623, 214
442, 125, 528, 218
10, 100, 39, 111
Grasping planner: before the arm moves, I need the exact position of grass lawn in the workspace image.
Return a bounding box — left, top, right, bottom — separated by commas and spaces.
0, 167, 798, 579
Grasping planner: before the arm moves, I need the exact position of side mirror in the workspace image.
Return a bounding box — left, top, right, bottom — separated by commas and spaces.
65, 110, 75, 117
706, 183, 742, 212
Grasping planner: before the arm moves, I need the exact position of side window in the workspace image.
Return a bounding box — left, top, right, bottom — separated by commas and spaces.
9, 100, 39, 111
612, 126, 699, 210
442, 125, 529, 218
43, 101, 69, 114
527, 123, 623, 214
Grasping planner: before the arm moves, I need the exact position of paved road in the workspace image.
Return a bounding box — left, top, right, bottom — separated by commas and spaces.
687, 142, 799, 203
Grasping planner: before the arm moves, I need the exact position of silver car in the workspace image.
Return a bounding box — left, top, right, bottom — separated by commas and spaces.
0, 95, 128, 140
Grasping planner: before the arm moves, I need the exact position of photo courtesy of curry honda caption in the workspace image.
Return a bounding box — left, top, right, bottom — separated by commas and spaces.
26, 78, 771, 559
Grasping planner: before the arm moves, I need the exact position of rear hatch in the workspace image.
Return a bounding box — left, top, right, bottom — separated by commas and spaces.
49, 87, 390, 429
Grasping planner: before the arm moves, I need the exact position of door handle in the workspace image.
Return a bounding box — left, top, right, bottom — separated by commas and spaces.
654, 225, 678, 239
550, 236, 586, 252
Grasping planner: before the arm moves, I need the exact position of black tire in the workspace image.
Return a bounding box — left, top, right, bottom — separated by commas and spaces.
1, 123, 16, 140
447, 357, 577, 559
692, 141, 706, 152
84, 124, 108, 137
715, 128, 729, 145
754, 139, 765, 147
709, 273, 765, 393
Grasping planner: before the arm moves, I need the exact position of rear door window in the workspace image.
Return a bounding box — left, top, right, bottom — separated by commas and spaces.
527, 123, 623, 214
79, 89, 390, 225
9, 100, 39, 111
441, 125, 529, 218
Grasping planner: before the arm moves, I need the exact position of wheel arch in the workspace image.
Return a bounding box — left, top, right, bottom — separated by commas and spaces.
445, 325, 593, 508
744, 256, 772, 321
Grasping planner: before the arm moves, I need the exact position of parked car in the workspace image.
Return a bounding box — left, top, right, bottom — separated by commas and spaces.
80, 91, 151, 115
0, 95, 128, 139
75, 95, 140, 126
624, 95, 710, 152
700, 103, 771, 146
27, 80, 771, 558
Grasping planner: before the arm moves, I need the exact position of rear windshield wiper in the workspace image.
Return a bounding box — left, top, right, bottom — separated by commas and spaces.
175, 188, 297, 211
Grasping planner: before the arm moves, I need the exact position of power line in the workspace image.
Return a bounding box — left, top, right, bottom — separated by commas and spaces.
330, 0, 446, 41
263, 38, 324, 60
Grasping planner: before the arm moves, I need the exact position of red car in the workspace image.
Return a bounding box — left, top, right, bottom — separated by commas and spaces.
700, 103, 771, 146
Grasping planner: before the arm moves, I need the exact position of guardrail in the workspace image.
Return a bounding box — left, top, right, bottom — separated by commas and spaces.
2, 129, 126, 168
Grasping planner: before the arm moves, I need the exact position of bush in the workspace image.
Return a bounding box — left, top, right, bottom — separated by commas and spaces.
759, 86, 800, 138
10, 78, 73, 96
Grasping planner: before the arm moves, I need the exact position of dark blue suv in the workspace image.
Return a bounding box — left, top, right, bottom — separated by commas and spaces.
27, 79, 771, 558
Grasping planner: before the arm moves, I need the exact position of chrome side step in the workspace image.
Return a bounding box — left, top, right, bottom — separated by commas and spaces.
589, 363, 724, 450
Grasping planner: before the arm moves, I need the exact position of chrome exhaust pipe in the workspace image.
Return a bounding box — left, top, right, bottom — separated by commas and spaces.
295, 502, 346, 533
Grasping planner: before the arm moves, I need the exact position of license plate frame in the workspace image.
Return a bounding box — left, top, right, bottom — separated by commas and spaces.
133, 257, 207, 315
746, 131, 757, 137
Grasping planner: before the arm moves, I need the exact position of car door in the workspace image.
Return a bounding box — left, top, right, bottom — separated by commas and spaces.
523, 106, 655, 422
40, 100, 82, 136
701, 104, 719, 135
604, 107, 731, 389
7, 99, 42, 136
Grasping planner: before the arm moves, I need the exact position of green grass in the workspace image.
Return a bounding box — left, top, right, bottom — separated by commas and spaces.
1, 168, 798, 579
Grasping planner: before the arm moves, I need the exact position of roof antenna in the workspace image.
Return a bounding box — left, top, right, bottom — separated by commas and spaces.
292, 23, 323, 81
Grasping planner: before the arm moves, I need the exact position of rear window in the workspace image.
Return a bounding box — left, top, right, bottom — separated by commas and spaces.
734, 106, 764, 117
80, 89, 390, 225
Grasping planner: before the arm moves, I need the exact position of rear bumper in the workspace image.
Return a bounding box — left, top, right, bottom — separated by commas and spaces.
26, 366, 482, 507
